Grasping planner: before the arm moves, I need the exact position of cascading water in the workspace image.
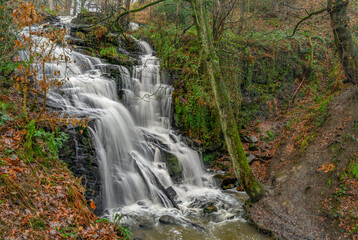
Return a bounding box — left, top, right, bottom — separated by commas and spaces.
44, 21, 212, 209
40, 17, 269, 239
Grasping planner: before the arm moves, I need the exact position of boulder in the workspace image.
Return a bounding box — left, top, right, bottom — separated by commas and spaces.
246, 154, 256, 164
249, 135, 258, 143
159, 215, 180, 225
59, 125, 102, 215
166, 186, 177, 200
42, 14, 60, 24
162, 151, 183, 182
71, 12, 105, 25
213, 173, 238, 189
203, 205, 218, 214
138, 221, 154, 229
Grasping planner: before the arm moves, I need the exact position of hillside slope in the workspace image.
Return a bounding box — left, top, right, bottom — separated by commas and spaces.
248, 85, 358, 240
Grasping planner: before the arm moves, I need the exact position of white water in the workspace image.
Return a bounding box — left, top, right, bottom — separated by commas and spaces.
41, 19, 213, 209
35, 17, 269, 239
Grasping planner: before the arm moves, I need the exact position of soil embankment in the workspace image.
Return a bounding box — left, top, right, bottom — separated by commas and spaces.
248, 86, 358, 240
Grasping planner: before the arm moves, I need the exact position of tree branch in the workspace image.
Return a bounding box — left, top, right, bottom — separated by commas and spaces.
288, 7, 327, 38
113, 0, 166, 24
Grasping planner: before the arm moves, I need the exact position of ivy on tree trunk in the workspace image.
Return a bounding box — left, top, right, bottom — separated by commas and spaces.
328, 0, 358, 84
189, 0, 265, 202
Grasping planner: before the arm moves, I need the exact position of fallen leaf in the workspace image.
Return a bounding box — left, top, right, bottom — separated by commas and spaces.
90, 200, 96, 210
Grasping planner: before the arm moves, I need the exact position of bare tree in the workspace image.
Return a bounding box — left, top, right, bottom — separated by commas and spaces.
49, 0, 54, 10
212, 0, 238, 42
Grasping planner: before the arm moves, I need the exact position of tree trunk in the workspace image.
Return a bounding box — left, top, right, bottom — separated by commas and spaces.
49, 0, 54, 10
328, 0, 358, 84
33, 0, 39, 8
73, 0, 77, 15
238, 0, 246, 32
123, 0, 131, 30
80, 0, 86, 12
65, 0, 72, 15
189, 0, 265, 202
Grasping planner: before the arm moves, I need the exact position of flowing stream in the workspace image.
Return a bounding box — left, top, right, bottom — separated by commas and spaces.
41, 17, 270, 240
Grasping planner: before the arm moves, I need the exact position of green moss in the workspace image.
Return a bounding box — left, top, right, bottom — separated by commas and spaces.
162, 152, 182, 179
30, 217, 46, 230
347, 154, 358, 179
203, 152, 220, 165
134, 21, 309, 149
263, 129, 276, 142
75, 31, 86, 40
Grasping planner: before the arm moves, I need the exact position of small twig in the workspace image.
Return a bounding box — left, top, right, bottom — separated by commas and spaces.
291, 77, 306, 101
181, 23, 194, 35
282, 3, 309, 14
112, 0, 166, 25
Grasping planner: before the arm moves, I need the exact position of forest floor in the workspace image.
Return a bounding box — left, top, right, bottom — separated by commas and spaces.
210, 84, 358, 239
248, 84, 358, 240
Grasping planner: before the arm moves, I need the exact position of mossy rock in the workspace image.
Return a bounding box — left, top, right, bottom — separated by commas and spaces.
71, 12, 105, 25
213, 173, 238, 189
162, 151, 183, 182
75, 31, 86, 40
203, 205, 218, 214
119, 33, 141, 53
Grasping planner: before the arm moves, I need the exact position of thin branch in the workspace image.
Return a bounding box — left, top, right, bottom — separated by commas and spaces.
181, 23, 194, 35
282, 3, 309, 14
288, 7, 327, 38
112, 0, 166, 24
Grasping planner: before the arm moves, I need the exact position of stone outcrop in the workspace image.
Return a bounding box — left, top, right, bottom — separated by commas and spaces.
59, 126, 103, 214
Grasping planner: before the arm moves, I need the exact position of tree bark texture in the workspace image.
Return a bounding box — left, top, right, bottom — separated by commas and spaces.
49, 0, 54, 10
328, 0, 358, 84
73, 0, 77, 15
189, 0, 265, 202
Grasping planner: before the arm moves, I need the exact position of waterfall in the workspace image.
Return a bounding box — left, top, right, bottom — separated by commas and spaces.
16, 17, 271, 240
44, 29, 213, 211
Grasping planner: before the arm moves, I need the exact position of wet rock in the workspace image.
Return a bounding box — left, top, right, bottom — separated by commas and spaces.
136, 201, 146, 206
189, 198, 203, 208
139, 221, 154, 229
201, 177, 209, 182
185, 221, 206, 232
42, 14, 60, 24
68, 37, 86, 47
213, 173, 238, 189
59, 125, 102, 215
181, 135, 202, 149
102, 55, 138, 68
71, 12, 105, 25
236, 186, 244, 191
223, 184, 235, 190
159, 215, 180, 225
166, 186, 177, 200
203, 205, 218, 214
70, 24, 92, 33
162, 151, 183, 183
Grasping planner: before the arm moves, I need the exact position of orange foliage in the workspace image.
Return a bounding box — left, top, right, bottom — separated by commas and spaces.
318, 162, 336, 172
11, 2, 71, 122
